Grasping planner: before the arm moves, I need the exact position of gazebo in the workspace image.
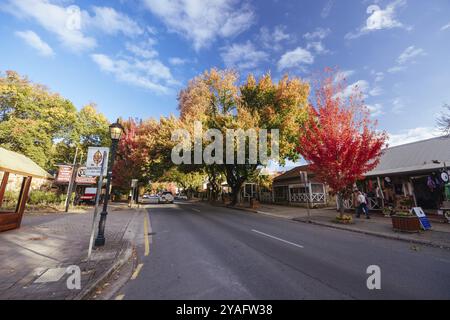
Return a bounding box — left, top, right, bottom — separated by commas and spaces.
0, 147, 52, 232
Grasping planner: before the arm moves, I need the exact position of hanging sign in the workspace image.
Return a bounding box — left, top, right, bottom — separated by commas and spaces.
411, 207, 432, 230
85, 147, 109, 177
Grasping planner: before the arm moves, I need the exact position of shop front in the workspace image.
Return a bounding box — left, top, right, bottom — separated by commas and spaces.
360, 136, 450, 216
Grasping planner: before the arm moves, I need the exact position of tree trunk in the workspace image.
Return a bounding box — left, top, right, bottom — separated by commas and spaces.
230, 184, 242, 206
338, 192, 345, 218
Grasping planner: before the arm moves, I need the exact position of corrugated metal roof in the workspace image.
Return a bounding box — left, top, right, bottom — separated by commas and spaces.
366, 136, 450, 177
0, 147, 52, 179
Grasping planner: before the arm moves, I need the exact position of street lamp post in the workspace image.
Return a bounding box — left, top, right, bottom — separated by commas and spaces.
94, 119, 124, 247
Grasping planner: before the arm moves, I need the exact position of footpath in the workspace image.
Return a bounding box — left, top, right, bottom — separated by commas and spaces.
224, 202, 450, 249
0, 203, 143, 300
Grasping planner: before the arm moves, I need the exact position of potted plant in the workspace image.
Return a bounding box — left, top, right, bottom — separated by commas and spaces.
391, 211, 420, 233
335, 214, 354, 224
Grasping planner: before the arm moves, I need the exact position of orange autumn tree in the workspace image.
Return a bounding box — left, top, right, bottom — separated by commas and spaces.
297, 70, 387, 216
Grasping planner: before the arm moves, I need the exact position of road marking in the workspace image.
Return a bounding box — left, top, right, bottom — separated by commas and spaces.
115, 294, 125, 300
192, 208, 201, 212
144, 213, 150, 256
251, 229, 304, 249
131, 263, 144, 280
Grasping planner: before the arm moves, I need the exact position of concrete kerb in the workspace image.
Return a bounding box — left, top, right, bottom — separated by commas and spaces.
76, 208, 145, 300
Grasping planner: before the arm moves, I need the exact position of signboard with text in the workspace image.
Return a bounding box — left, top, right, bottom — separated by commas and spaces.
56, 165, 73, 184
75, 167, 97, 185
85, 147, 109, 177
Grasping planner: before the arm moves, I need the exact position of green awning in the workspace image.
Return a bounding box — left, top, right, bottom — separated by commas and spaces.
0, 147, 52, 179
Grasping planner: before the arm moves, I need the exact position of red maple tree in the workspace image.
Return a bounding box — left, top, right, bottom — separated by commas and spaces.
297, 70, 388, 215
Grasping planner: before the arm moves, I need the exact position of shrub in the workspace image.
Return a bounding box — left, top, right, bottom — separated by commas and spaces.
28, 190, 64, 205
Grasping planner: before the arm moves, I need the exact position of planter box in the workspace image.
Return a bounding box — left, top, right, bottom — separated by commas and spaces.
391, 215, 420, 233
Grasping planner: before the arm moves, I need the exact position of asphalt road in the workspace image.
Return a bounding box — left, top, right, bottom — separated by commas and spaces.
119, 202, 450, 300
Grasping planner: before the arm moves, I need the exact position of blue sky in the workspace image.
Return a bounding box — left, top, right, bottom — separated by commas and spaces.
1, 0, 450, 147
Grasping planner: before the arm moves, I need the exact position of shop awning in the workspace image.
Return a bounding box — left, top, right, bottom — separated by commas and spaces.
0, 147, 52, 179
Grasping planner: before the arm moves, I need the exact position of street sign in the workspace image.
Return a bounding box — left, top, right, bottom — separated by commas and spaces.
75, 167, 96, 185
86, 147, 109, 177
131, 179, 138, 188
56, 165, 73, 184
412, 207, 432, 230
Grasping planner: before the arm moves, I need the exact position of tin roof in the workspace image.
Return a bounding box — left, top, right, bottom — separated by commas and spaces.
366, 136, 450, 177
0, 147, 52, 179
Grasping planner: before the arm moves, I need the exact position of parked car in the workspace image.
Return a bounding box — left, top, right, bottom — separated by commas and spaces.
176, 194, 188, 200
139, 194, 159, 204
159, 191, 174, 204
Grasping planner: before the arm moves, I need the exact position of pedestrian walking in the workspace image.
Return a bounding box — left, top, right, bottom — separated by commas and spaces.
356, 191, 370, 219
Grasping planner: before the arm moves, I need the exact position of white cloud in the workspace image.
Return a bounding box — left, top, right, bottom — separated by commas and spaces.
277, 47, 314, 71
369, 86, 383, 96
373, 71, 384, 82
388, 127, 441, 147
91, 53, 177, 94
387, 45, 426, 73
221, 41, 268, 70
441, 23, 450, 31
303, 27, 331, 40
15, 30, 54, 57
321, 0, 334, 19
391, 98, 405, 114
336, 80, 370, 100
303, 28, 331, 55
334, 70, 355, 83
366, 103, 384, 117
387, 65, 406, 73
5, 1, 144, 52
397, 46, 426, 64
6, 0, 96, 51
169, 57, 189, 66
126, 40, 158, 59
345, 0, 408, 39
258, 25, 290, 51
142, 0, 255, 50
306, 41, 329, 54
89, 6, 143, 37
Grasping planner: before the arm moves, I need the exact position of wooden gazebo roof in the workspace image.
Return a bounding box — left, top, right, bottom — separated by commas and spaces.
0, 147, 52, 179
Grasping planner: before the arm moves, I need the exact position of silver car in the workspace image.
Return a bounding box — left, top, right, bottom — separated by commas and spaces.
139, 194, 159, 204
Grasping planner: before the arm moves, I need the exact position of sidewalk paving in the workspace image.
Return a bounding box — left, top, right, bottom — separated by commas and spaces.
0, 204, 142, 300
231, 203, 450, 250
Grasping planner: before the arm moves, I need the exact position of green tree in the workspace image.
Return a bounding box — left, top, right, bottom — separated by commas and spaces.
0, 71, 77, 169
177, 69, 310, 205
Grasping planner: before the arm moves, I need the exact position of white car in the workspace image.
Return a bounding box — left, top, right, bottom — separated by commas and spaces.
159, 191, 174, 204
139, 194, 159, 204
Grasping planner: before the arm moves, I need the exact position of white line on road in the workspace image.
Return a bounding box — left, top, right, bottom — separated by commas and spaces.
191, 208, 201, 212
251, 229, 304, 249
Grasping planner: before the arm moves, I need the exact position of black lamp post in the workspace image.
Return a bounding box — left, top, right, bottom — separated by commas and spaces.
95, 119, 124, 247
